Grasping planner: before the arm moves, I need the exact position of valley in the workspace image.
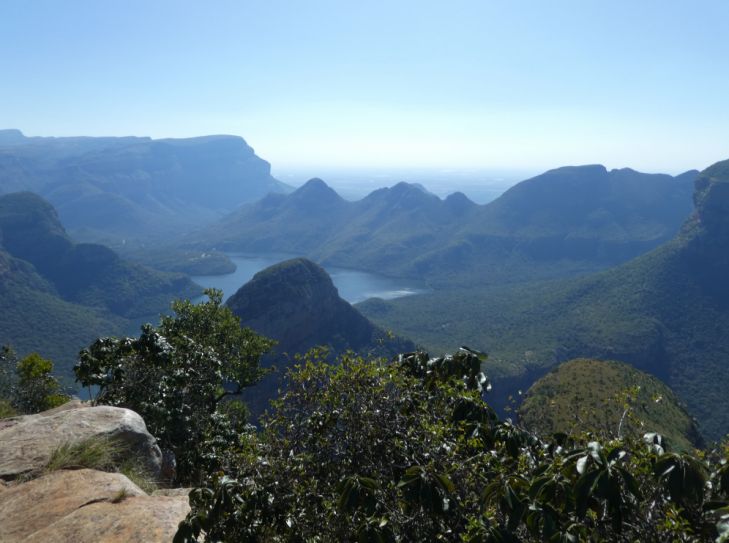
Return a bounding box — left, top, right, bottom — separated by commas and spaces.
1, 128, 727, 443
4, 5, 728, 540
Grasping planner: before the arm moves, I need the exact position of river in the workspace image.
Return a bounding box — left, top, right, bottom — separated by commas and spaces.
191, 253, 426, 304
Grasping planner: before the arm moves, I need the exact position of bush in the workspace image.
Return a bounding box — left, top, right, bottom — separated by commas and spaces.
0, 346, 68, 415
176, 350, 729, 542
74, 289, 274, 484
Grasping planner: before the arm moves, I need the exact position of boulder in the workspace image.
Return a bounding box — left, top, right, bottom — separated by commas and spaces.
0, 469, 146, 542
152, 487, 192, 497
0, 468, 191, 542
0, 404, 162, 480
22, 494, 190, 543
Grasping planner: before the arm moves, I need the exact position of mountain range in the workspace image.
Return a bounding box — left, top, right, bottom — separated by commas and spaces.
195, 165, 697, 286
359, 158, 729, 439
0, 129, 291, 245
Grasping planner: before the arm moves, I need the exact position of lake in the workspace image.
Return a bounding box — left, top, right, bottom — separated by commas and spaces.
191, 253, 426, 304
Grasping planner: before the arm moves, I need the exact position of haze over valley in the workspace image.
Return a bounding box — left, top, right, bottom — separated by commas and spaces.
3, 3, 729, 540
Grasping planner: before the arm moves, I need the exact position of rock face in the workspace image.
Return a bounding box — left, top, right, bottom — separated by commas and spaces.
0, 468, 146, 541
0, 469, 189, 542
23, 494, 190, 543
0, 403, 162, 480
0, 402, 190, 542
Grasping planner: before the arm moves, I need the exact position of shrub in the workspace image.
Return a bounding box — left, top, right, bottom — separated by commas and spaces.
0, 346, 69, 415
176, 349, 729, 542
74, 289, 274, 484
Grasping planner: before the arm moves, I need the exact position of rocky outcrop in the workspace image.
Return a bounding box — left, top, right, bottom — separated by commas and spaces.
0, 402, 162, 480
0, 402, 190, 542
0, 469, 189, 542
0, 469, 145, 541
23, 494, 190, 543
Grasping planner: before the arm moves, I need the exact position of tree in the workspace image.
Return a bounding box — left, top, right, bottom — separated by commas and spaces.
0, 347, 68, 415
14, 352, 68, 413
74, 289, 274, 484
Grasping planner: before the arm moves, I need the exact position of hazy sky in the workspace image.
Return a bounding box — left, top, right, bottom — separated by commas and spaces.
2, 1, 728, 174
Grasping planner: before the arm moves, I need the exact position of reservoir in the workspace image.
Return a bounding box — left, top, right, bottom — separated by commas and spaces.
191, 253, 426, 304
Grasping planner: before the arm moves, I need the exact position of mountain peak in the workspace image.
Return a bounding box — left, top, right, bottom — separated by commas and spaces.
226, 257, 409, 357
544, 164, 608, 176
290, 178, 344, 205
445, 191, 475, 208
227, 258, 338, 322
391, 181, 425, 193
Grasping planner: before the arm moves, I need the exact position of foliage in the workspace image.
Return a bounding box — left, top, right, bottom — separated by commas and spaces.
74, 289, 274, 484
176, 350, 729, 542
176, 348, 496, 542
0, 346, 69, 414
518, 359, 703, 451
359, 235, 729, 440
0, 345, 15, 401
14, 352, 69, 413
0, 399, 15, 418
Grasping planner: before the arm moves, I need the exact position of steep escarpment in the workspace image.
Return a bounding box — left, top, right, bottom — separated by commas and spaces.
0, 192, 202, 379
0, 191, 199, 318
0, 130, 291, 243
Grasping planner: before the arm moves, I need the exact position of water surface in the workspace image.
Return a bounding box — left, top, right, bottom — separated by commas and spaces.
191, 253, 425, 304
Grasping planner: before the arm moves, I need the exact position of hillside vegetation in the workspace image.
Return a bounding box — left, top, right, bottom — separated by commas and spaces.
518, 358, 703, 451
0, 192, 202, 378
360, 158, 729, 440
0, 249, 123, 382
226, 258, 415, 416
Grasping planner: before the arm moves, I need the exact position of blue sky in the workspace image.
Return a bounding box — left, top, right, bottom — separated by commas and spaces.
1, 1, 728, 174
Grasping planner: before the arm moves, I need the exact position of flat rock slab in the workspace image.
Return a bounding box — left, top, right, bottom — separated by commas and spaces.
23, 494, 191, 543
0, 404, 162, 480
0, 469, 146, 542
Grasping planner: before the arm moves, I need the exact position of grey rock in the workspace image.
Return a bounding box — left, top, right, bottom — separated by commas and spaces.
0, 403, 162, 480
